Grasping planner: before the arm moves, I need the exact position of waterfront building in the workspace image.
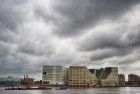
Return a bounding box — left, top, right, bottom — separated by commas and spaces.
118, 74, 125, 86
0, 76, 21, 87
65, 66, 98, 87
34, 80, 42, 85
89, 68, 103, 85
21, 75, 34, 87
101, 67, 119, 86
42, 65, 63, 85
89, 67, 119, 86
128, 74, 140, 86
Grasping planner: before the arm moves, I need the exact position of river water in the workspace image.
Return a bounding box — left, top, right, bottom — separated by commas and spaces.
0, 87, 140, 94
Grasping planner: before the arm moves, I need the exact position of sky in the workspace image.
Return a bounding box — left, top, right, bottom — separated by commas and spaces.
0, 0, 140, 80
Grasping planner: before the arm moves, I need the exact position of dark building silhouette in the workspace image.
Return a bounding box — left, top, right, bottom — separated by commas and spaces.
128, 74, 140, 86
21, 75, 34, 87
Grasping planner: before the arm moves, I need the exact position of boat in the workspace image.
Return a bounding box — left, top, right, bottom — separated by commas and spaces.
56, 86, 68, 90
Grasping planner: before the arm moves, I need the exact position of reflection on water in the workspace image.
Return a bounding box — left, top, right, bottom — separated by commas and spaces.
1, 87, 140, 94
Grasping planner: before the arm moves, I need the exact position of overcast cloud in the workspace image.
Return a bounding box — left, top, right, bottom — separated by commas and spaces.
0, 0, 140, 79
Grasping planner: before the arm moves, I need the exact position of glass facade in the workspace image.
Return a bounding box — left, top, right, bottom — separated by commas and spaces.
0, 76, 21, 86
65, 66, 97, 86
42, 65, 63, 85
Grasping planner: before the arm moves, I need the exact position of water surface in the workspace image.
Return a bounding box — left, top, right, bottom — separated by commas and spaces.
1, 87, 140, 94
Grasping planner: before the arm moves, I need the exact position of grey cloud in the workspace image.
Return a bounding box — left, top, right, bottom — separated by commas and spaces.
89, 48, 130, 61
125, 27, 140, 47
0, 0, 27, 43
78, 30, 122, 51
117, 51, 140, 65
18, 40, 54, 57
0, 0, 140, 78
0, 42, 42, 75
79, 25, 140, 52
0, 0, 26, 30
0, 0, 43, 75
0, 41, 25, 75
34, 7, 59, 24
34, 0, 140, 37
80, 30, 140, 62
77, 19, 140, 67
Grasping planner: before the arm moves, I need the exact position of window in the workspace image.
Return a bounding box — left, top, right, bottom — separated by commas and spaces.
43, 72, 46, 75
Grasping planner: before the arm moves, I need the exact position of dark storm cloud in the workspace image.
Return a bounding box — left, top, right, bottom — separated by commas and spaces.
0, 0, 27, 43
79, 27, 140, 61
0, 0, 26, 31
18, 40, 54, 57
0, 41, 42, 75
0, 0, 57, 76
0, 41, 24, 75
125, 27, 140, 47
79, 31, 122, 51
89, 48, 130, 61
0, 0, 37, 75
0, 0, 140, 78
79, 25, 140, 51
34, 7, 59, 24
34, 0, 140, 37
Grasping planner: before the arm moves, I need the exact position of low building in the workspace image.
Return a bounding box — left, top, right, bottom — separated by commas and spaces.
21, 75, 34, 87
0, 76, 21, 87
118, 74, 125, 86
65, 66, 98, 87
42, 65, 63, 85
128, 74, 140, 86
34, 80, 42, 85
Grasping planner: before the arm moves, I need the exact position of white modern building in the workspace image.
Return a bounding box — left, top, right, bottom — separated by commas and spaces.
42, 65, 64, 85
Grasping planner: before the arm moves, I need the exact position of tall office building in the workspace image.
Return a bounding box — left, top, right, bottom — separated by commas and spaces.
42, 65, 63, 85
65, 66, 98, 87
